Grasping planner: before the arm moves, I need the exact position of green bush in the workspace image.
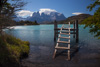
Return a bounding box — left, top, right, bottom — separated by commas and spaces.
0, 34, 30, 67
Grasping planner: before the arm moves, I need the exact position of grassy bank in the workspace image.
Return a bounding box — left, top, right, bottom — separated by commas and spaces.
0, 34, 30, 67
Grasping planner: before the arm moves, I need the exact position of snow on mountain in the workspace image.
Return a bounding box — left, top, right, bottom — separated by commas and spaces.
14, 9, 66, 23
27, 8, 66, 23
39, 8, 57, 15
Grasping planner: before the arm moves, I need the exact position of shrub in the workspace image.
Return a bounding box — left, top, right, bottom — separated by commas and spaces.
0, 34, 30, 67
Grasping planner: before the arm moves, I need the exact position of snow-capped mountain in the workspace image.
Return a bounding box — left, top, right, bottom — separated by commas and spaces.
14, 9, 66, 23
26, 9, 66, 23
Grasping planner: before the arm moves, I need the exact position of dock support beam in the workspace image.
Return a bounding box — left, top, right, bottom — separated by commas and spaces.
54, 20, 79, 43
73, 22, 75, 38
54, 20, 57, 41
76, 20, 79, 43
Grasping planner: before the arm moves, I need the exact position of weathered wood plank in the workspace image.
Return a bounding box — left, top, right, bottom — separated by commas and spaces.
67, 50, 70, 60
60, 33, 70, 35
57, 32, 76, 34
55, 46, 70, 49
58, 36, 70, 39
60, 30, 70, 32
53, 49, 57, 59
57, 41, 70, 44
55, 28, 76, 31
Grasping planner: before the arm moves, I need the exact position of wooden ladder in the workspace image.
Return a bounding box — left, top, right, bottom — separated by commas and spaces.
53, 22, 71, 60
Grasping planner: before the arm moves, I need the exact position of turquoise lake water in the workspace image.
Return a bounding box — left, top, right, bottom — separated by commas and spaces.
5, 24, 100, 66
6, 24, 100, 67
5, 24, 100, 48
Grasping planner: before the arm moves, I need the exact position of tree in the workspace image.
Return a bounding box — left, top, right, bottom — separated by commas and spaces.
0, 0, 26, 34
82, 0, 100, 39
0, 0, 26, 17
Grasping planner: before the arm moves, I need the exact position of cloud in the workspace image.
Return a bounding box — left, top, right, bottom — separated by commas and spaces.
16, 10, 33, 18
39, 8, 57, 15
72, 12, 83, 15
16, 8, 57, 17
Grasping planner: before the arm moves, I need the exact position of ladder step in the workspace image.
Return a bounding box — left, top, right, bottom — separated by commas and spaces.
58, 36, 70, 39
61, 30, 70, 32
60, 33, 70, 35
55, 46, 70, 49
62, 28, 72, 29
57, 41, 70, 44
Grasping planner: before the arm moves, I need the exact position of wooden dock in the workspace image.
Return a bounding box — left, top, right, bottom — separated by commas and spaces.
54, 20, 79, 43
53, 20, 79, 60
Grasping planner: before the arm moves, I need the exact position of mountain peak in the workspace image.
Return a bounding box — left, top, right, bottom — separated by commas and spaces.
26, 9, 66, 23
39, 8, 57, 15
14, 9, 66, 23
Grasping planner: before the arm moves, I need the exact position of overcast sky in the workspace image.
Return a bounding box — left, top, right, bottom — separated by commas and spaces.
17, 0, 96, 18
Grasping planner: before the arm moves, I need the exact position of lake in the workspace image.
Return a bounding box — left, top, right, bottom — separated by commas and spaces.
5, 24, 100, 67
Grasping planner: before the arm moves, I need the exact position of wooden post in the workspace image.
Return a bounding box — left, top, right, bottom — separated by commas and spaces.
68, 49, 70, 60
54, 20, 57, 41
73, 22, 75, 38
76, 20, 79, 43
67, 22, 70, 60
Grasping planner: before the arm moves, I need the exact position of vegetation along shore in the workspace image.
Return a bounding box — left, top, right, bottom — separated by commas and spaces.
0, 33, 30, 67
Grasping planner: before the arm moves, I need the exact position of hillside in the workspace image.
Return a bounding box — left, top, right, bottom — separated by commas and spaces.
16, 21, 39, 25
58, 14, 92, 24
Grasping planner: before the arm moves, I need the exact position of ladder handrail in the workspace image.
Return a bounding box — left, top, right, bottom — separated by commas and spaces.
69, 22, 70, 43
68, 22, 70, 50
56, 24, 64, 47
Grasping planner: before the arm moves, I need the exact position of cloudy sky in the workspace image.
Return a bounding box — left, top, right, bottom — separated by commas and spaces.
17, 0, 96, 18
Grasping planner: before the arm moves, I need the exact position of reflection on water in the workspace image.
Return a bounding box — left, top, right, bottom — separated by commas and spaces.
5, 24, 100, 51
5, 24, 100, 66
